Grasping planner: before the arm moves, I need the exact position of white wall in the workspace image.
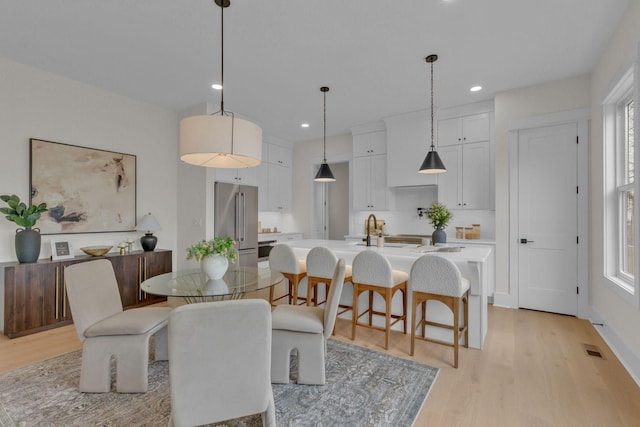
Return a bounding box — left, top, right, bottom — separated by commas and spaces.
0, 58, 179, 328
328, 161, 349, 240
589, 0, 640, 367
493, 75, 591, 297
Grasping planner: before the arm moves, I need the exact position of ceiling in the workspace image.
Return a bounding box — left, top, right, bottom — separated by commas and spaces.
0, 0, 628, 143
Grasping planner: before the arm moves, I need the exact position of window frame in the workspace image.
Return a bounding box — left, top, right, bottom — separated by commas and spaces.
603, 65, 639, 307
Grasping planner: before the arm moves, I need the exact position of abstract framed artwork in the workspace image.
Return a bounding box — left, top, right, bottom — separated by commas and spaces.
30, 138, 137, 234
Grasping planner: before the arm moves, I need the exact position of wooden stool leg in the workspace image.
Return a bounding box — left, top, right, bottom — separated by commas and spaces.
411, 294, 418, 356
292, 276, 298, 305
385, 288, 391, 350
421, 300, 427, 338
368, 291, 374, 326
453, 297, 460, 368
306, 278, 314, 306
464, 291, 469, 348
402, 286, 407, 333
351, 285, 359, 341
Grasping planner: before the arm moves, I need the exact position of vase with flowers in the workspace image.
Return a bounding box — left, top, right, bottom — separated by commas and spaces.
186, 237, 237, 280
0, 194, 48, 262
425, 202, 452, 244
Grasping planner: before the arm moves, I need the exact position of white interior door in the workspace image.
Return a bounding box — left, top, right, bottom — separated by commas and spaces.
517, 123, 578, 315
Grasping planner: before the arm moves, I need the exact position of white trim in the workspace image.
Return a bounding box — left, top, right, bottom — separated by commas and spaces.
508, 108, 590, 317
350, 121, 386, 135
436, 99, 495, 121
589, 306, 640, 388
492, 291, 516, 309
508, 107, 591, 132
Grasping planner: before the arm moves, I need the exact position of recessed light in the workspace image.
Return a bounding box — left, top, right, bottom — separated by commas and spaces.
470, 85, 482, 92
211, 83, 223, 90
301, 123, 310, 128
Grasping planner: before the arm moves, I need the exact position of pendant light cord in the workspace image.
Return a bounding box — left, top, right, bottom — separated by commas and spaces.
220, 2, 225, 114
323, 90, 327, 162
430, 59, 434, 151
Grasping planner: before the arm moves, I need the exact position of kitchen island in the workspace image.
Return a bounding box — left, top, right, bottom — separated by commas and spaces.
278, 239, 492, 350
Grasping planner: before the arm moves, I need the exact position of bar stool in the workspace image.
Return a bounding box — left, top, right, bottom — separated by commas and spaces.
268, 244, 307, 306
305, 246, 352, 310
351, 250, 408, 350
409, 254, 469, 368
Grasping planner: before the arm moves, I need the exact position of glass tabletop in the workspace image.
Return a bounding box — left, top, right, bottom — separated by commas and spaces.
141, 266, 284, 301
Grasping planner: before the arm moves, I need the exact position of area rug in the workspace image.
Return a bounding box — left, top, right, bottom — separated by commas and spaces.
0, 339, 438, 427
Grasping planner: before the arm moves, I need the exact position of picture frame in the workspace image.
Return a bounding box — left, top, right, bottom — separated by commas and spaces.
29, 138, 137, 234
50, 240, 74, 261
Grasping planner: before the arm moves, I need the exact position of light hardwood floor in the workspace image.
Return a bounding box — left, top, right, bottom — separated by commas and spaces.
1, 303, 639, 426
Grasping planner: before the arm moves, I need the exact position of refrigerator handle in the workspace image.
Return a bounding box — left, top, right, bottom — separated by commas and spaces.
240, 192, 246, 243
235, 192, 240, 241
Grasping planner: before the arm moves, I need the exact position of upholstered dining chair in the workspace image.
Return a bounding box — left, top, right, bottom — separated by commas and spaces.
305, 246, 352, 311
64, 259, 171, 393
268, 243, 307, 306
351, 250, 408, 350
409, 254, 469, 368
168, 299, 275, 427
271, 258, 346, 385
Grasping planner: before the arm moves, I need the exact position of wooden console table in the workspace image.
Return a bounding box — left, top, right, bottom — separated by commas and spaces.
2, 249, 172, 338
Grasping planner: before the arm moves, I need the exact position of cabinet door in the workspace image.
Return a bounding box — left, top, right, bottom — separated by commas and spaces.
214, 168, 239, 184
352, 156, 372, 210
267, 163, 291, 212
266, 143, 292, 167
353, 130, 386, 157
437, 146, 462, 208
4, 263, 66, 337
462, 113, 490, 143
437, 117, 461, 147
369, 154, 388, 210
462, 141, 491, 209
257, 163, 268, 211
141, 251, 172, 303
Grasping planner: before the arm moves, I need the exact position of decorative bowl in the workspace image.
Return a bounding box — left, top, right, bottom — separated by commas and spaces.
80, 245, 113, 257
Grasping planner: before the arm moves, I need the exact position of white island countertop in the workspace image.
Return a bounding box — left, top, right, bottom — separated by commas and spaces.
277, 239, 493, 349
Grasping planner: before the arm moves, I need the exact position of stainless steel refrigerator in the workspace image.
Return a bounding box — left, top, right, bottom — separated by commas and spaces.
214, 182, 259, 267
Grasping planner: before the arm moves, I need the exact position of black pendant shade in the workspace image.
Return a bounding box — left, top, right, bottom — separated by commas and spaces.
315, 162, 336, 182
419, 150, 446, 174
314, 86, 336, 183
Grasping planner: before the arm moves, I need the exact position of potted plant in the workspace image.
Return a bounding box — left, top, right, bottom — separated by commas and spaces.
186, 237, 237, 279
0, 194, 48, 263
425, 202, 452, 244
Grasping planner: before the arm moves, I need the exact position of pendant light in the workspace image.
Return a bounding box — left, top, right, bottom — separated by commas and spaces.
418, 54, 446, 174
179, 0, 262, 168
314, 86, 336, 182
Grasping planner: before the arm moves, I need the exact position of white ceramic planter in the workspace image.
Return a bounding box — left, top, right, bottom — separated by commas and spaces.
201, 254, 229, 280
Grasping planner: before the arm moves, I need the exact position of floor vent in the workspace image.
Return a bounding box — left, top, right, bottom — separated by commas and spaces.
582, 343, 606, 359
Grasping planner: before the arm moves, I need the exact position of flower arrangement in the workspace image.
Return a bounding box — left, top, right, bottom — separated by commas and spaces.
0, 194, 48, 229
425, 202, 452, 228
186, 237, 237, 263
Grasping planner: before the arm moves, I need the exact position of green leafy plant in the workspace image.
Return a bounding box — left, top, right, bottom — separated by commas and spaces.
425, 202, 452, 228
186, 237, 237, 262
0, 194, 48, 229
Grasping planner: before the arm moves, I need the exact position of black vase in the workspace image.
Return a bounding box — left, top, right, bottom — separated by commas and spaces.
15, 228, 41, 263
431, 226, 447, 245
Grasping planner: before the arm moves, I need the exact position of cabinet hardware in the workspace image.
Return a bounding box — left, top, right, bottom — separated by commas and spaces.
520, 238, 534, 244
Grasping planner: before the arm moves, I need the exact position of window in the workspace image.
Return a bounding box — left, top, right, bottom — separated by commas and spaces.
604, 65, 638, 306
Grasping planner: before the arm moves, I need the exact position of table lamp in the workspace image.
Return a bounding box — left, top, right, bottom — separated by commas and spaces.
136, 213, 161, 251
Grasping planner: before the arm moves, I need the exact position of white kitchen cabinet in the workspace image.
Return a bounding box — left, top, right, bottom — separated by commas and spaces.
214, 167, 258, 186
267, 162, 292, 212
384, 111, 438, 187
437, 112, 490, 147
438, 141, 491, 209
266, 143, 292, 167
277, 233, 303, 242
352, 130, 386, 157
353, 154, 388, 211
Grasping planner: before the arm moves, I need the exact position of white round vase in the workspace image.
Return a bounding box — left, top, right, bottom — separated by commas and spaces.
201, 255, 229, 280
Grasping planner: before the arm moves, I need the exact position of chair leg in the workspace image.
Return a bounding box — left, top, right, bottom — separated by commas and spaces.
154, 325, 169, 361
410, 294, 418, 356
79, 340, 112, 392
421, 300, 427, 338
306, 278, 314, 306
453, 297, 460, 369
351, 285, 359, 341
464, 291, 469, 348
402, 286, 407, 333
385, 288, 392, 350
368, 291, 374, 326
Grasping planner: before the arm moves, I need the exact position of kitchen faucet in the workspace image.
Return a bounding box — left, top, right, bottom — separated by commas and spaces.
365, 213, 377, 247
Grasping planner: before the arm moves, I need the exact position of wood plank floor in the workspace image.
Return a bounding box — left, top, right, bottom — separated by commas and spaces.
1, 304, 639, 426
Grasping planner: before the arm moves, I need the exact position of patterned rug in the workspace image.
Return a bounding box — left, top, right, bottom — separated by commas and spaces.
0, 339, 438, 427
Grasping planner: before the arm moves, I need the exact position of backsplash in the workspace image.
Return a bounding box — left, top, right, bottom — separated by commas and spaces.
351, 186, 495, 239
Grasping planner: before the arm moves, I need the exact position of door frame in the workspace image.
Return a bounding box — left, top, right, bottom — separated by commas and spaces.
507, 108, 590, 318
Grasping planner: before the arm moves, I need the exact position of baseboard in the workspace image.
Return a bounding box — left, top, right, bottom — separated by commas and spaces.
589, 306, 640, 388
492, 291, 516, 309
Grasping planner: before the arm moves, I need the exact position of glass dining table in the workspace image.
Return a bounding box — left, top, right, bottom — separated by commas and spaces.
141, 266, 284, 303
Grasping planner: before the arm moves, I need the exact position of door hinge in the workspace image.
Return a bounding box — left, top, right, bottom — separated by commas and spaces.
577, 236, 579, 244
576, 136, 579, 144
576, 186, 579, 194
577, 286, 579, 295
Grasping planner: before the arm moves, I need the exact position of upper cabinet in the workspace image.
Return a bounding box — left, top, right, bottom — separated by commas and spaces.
384, 111, 438, 187
266, 143, 292, 168
436, 102, 494, 210
351, 122, 390, 211
438, 112, 490, 147
262, 140, 293, 212
214, 167, 258, 186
